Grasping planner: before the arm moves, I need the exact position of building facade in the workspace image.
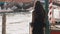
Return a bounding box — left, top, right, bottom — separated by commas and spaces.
0, 0, 33, 2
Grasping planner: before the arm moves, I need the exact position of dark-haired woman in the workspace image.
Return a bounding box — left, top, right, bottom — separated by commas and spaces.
31, 1, 46, 34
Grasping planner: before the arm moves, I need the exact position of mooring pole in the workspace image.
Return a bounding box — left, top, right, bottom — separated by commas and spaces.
45, 0, 50, 34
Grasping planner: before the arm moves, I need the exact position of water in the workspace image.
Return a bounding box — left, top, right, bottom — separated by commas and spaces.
0, 11, 32, 34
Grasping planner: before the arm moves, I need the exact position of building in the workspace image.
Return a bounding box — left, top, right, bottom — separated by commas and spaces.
0, 0, 34, 2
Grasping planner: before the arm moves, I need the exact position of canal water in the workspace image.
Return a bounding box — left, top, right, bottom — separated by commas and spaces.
0, 10, 32, 34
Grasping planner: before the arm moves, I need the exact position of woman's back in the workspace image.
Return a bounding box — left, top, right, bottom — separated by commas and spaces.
32, 1, 46, 34
32, 1, 46, 24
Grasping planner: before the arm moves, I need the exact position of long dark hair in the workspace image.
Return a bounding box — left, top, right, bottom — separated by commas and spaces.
34, 1, 44, 12
32, 1, 46, 23
31, 1, 46, 34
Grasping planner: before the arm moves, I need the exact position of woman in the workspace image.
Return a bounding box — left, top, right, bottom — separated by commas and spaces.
31, 1, 46, 34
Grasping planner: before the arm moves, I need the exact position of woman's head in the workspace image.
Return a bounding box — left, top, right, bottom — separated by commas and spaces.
34, 1, 43, 10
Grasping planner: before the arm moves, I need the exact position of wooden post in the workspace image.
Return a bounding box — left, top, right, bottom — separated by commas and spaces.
2, 13, 6, 34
